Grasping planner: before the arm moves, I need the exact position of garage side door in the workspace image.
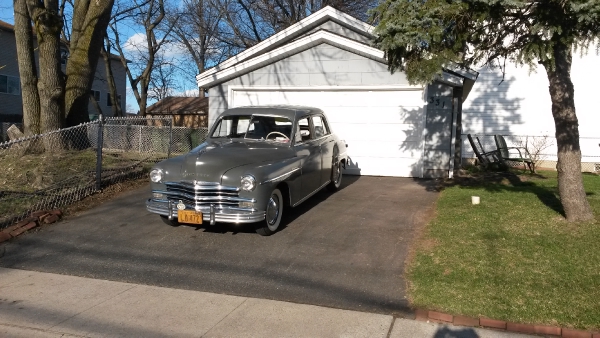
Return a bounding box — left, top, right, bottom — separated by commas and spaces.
231, 89, 425, 177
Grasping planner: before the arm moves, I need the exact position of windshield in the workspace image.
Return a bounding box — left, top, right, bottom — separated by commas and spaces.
211, 114, 293, 143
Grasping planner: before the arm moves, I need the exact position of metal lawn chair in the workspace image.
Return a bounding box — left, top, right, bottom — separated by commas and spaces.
467, 134, 504, 170
494, 134, 535, 173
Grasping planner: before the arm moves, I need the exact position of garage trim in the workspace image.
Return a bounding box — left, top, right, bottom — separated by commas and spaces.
227, 85, 425, 108
196, 6, 374, 82
198, 31, 386, 88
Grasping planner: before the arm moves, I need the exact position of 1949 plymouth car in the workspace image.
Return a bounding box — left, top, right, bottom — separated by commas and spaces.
146, 106, 348, 235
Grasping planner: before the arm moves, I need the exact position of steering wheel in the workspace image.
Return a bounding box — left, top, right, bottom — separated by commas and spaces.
265, 132, 290, 140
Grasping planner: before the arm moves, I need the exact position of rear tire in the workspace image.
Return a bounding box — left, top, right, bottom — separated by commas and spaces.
327, 147, 343, 192
255, 188, 283, 236
160, 215, 180, 227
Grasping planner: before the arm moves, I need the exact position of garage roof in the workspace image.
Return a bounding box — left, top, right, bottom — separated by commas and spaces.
196, 6, 478, 97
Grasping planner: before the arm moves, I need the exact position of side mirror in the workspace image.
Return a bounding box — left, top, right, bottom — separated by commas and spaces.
300, 130, 310, 137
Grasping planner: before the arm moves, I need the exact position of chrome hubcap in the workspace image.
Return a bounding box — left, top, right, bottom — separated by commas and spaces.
266, 195, 280, 225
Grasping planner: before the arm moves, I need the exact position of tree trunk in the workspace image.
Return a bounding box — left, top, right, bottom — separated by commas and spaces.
13, 0, 41, 136
101, 43, 123, 117
543, 40, 594, 222
28, 0, 65, 141
64, 0, 114, 126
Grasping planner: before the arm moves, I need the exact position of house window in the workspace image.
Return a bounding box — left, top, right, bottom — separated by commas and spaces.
0, 75, 21, 95
60, 47, 69, 65
90, 90, 100, 102
107, 93, 112, 106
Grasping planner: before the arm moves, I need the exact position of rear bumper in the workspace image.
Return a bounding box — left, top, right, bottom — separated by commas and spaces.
146, 199, 266, 224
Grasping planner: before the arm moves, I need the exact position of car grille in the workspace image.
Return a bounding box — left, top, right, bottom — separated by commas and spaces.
164, 181, 247, 207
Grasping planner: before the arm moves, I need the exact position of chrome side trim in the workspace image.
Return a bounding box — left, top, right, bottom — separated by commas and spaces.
292, 180, 330, 207
260, 167, 301, 185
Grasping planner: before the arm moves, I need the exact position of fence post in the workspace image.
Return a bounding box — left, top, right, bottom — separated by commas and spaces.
95, 114, 104, 191
167, 116, 173, 159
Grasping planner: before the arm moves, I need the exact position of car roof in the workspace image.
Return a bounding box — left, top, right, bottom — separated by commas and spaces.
220, 105, 324, 120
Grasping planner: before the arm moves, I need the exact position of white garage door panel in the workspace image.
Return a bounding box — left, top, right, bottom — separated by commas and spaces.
336, 123, 423, 142
348, 141, 422, 158
231, 89, 425, 177
347, 157, 421, 177
325, 107, 423, 124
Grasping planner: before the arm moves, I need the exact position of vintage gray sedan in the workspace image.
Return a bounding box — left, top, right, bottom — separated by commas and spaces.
146, 106, 348, 235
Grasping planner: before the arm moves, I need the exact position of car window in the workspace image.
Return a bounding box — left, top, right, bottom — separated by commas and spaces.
245, 115, 293, 143
312, 116, 328, 138
211, 115, 251, 138
295, 118, 311, 143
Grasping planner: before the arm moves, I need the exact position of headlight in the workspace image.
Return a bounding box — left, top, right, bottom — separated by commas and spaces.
241, 175, 256, 191
150, 169, 163, 183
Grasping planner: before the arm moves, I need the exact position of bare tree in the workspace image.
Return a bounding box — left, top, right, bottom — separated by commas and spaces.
101, 36, 123, 116
147, 56, 177, 101
167, 0, 228, 96
109, 0, 176, 116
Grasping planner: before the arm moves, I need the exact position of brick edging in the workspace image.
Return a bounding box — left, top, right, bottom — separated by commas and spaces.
415, 309, 599, 337
0, 209, 62, 243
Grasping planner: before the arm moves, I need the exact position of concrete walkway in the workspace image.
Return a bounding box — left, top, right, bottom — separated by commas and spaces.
0, 268, 534, 338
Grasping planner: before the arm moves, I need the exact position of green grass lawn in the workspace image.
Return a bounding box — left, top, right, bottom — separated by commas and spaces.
408, 170, 600, 330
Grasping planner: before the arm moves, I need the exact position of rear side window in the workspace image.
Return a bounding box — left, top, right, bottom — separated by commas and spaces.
295, 118, 311, 143
311, 116, 329, 138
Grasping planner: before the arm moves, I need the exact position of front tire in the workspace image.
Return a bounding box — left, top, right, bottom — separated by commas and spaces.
255, 188, 283, 236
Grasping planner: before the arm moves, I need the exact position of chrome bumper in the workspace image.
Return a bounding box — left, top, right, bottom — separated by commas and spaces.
146, 199, 265, 225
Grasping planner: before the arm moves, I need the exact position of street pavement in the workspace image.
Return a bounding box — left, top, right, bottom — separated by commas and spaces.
0, 267, 534, 338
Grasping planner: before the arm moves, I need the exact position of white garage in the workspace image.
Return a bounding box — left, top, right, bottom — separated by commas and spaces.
197, 6, 476, 178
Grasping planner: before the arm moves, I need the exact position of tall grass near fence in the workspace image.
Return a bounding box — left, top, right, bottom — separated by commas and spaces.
0, 116, 208, 229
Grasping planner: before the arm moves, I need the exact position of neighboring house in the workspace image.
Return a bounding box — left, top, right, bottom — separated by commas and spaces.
0, 20, 126, 122
196, 6, 477, 178
146, 96, 208, 128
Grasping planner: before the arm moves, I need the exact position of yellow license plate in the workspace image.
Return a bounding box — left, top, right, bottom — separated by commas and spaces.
178, 210, 203, 224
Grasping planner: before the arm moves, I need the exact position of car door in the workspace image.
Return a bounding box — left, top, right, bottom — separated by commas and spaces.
312, 115, 334, 184
293, 116, 322, 201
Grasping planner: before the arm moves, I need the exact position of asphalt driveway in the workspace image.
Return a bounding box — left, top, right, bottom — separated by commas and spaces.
0, 176, 438, 315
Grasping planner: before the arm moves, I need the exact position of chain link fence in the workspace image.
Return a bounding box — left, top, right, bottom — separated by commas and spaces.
462, 134, 600, 173
0, 116, 208, 229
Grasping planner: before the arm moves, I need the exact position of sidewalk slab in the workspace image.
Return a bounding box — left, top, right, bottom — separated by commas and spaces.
203, 297, 392, 338
0, 323, 77, 338
52, 285, 246, 337
0, 268, 134, 330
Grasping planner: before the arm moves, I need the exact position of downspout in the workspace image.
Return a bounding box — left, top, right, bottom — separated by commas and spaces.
451, 87, 464, 178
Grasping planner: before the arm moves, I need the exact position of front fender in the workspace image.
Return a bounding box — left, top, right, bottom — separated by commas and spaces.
221, 157, 302, 210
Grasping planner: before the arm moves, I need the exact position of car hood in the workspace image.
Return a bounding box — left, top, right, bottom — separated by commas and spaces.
174, 139, 294, 183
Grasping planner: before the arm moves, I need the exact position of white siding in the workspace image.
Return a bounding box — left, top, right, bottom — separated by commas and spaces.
462, 48, 600, 162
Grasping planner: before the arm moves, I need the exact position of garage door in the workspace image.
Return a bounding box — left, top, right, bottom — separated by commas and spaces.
230, 89, 425, 177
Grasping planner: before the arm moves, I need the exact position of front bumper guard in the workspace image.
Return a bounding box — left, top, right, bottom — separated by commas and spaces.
146, 199, 266, 225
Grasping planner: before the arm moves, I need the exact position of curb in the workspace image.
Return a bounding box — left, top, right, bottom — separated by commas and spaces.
0, 209, 62, 243
415, 309, 600, 337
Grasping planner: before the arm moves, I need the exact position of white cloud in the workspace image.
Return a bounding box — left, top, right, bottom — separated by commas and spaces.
123, 33, 148, 52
